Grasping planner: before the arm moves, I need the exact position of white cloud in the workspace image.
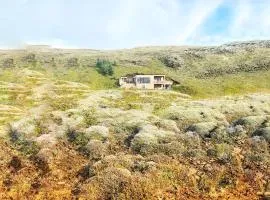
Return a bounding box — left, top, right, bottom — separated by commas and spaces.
230, 0, 253, 37
229, 0, 270, 38
176, 0, 224, 43
0, 0, 270, 49
184, 0, 270, 46
106, 0, 139, 35
106, 0, 180, 35
105, 0, 225, 46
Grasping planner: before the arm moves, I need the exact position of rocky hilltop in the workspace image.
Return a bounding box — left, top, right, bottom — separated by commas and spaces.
189, 40, 270, 54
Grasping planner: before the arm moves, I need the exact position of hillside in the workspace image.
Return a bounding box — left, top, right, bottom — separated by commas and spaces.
1, 40, 270, 97
0, 41, 269, 199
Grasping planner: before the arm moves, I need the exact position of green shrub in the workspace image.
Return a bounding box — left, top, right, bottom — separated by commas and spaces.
96, 59, 114, 76
2, 58, 15, 68
97, 167, 131, 199
22, 53, 37, 67
48, 96, 77, 111
66, 128, 89, 147
82, 108, 98, 127
173, 85, 198, 96
158, 54, 184, 68
17, 140, 40, 156
8, 124, 21, 143
213, 143, 233, 164
8, 125, 40, 156
65, 57, 79, 67
33, 119, 49, 136
131, 161, 156, 173
84, 140, 108, 160
77, 164, 95, 180
244, 136, 270, 165
182, 149, 204, 158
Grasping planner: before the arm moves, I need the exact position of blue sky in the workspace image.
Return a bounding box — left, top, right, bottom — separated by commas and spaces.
0, 0, 269, 49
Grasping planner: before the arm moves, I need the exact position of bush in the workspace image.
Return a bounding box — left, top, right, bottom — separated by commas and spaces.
8, 156, 22, 171
96, 59, 114, 76
82, 108, 98, 127
48, 96, 77, 111
33, 119, 49, 136
77, 164, 95, 180
84, 140, 108, 160
233, 116, 267, 135
2, 58, 15, 68
186, 122, 217, 139
173, 85, 198, 96
213, 143, 233, 164
131, 161, 156, 173
22, 53, 37, 66
85, 126, 109, 141
66, 128, 89, 147
158, 54, 184, 68
130, 124, 176, 154
244, 136, 270, 165
252, 127, 270, 142
65, 57, 79, 67
97, 167, 131, 199
8, 124, 40, 156
30, 154, 50, 174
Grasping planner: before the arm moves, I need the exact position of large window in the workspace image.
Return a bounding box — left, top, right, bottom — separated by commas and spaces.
121, 77, 135, 83
154, 76, 164, 82
137, 77, 150, 84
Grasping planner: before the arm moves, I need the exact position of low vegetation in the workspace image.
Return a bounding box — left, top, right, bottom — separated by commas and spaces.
0, 41, 269, 199
96, 59, 114, 76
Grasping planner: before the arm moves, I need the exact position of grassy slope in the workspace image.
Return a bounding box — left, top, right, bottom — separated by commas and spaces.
0, 44, 270, 130
0, 42, 269, 199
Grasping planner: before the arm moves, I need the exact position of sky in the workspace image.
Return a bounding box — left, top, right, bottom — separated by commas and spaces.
0, 0, 270, 49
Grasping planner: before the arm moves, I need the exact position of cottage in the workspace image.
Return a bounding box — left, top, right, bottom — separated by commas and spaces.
119, 74, 173, 90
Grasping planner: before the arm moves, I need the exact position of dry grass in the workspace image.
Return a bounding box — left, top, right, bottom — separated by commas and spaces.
0, 44, 269, 199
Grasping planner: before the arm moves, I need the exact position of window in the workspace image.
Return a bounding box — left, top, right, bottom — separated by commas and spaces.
137, 77, 150, 84
121, 77, 135, 83
126, 78, 135, 83
154, 76, 164, 82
